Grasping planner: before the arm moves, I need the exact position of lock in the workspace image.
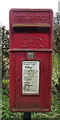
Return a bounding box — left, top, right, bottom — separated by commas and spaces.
18, 78, 20, 82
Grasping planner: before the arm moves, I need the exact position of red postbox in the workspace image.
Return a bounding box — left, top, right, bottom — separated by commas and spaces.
9, 9, 53, 112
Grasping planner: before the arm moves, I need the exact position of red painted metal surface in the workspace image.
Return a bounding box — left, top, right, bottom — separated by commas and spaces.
9, 9, 53, 112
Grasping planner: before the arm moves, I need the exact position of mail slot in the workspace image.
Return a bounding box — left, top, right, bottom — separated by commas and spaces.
9, 9, 53, 112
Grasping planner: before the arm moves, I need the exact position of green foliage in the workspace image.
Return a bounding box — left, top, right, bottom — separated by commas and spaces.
2, 79, 9, 90
2, 87, 23, 120
52, 51, 58, 81
2, 95, 23, 120
2, 27, 9, 79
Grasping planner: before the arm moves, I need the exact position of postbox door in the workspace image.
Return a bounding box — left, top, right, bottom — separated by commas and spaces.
12, 51, 51, 112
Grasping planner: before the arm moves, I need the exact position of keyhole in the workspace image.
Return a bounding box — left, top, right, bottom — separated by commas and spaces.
18, 78, 20, 82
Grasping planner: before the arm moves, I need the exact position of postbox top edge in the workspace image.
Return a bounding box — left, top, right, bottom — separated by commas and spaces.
9, 8, 53, 13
